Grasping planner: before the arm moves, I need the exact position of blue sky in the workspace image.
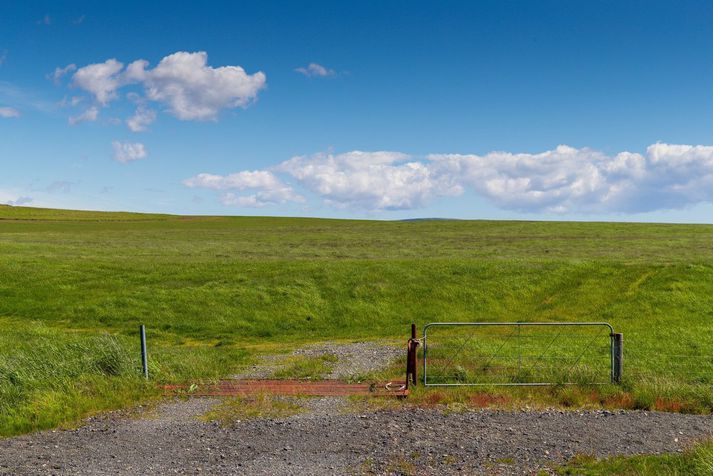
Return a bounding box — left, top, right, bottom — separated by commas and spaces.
2, 1, 713, 222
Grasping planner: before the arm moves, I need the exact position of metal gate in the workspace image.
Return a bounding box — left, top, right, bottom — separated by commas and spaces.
423, 322, 621, 386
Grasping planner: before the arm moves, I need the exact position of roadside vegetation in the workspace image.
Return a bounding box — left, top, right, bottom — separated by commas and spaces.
0, 204, 712, 435
548, 439, 713, 475
272, 354, 338, 380
202, 394, 303, 426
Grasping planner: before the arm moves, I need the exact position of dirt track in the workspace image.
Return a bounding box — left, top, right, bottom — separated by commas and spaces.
0, 398, 711, 475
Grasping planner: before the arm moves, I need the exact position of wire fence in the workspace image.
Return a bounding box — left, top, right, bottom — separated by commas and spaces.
624, 349, 713, 386
423, 322, 616, 386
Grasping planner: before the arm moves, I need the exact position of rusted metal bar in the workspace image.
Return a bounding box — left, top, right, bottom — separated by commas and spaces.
410, 323, 418, 386
163, 380, 409, 397
406, 323, 419, 387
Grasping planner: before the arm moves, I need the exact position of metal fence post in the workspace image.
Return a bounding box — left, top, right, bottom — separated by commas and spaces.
612, 333, 623, 384
410, 323, 418, 386
140, 324, 149, 379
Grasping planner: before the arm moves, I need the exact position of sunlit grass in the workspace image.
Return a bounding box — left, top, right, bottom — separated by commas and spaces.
548, 439, 713, 475
1, 206, 712, 435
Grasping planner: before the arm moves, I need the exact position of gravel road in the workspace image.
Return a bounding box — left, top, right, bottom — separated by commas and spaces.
233, 341, 403, 380
1, 341, 711, 475
0, 399, 710, 475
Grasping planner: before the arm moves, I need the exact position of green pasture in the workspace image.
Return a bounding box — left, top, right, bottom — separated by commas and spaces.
0, 205, 712, 435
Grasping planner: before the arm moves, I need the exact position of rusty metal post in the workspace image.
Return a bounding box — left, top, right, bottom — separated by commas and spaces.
406, 340, 412, 388
410, 323, 418, 386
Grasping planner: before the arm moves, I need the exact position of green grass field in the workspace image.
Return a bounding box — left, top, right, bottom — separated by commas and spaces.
1, 204, 712, 436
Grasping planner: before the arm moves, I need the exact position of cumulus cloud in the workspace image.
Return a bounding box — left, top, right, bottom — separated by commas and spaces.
183, 143, 713, 213
68, 51, 266, 126
0, 107, 20, 118
72, 59, 124, 105
112, 141, 147, 163
68, 106, 99, 125
183, 170, 303, 207
50, 64, 77, 84
295, 62, 335, 77
428, 146, 612, 213
126, 106, 156, 132
277, 151, 460, 210
125, 51, 266, 120
427, 143, 713, 213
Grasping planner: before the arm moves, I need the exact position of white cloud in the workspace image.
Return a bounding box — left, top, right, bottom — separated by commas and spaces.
276, 151, 460, 210
0, 107, 20, 118
112, 141, 147, 164
183, 170, 280, 190
295, 62, 335, 78
50, 64, 77, 84
427, 143, 713, 213
124, 51, 266, 120
428, 146, 612, 213
184, 143, 713, 213
59, 95, 84, 108
3, 195, 33, 206
126, 106, 156, 132
68, 51, 266, 125
183, 170, 303, 207
68, 106, 99, 125
72, 59, 124, 105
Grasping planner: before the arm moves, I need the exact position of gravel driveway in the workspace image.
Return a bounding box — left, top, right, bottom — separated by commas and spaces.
232, 341, 403, 380
1, 341, 711, 475
0, 399, 711, 475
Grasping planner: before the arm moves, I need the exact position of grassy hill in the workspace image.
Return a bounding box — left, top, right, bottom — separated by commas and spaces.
0, 205, 712, 435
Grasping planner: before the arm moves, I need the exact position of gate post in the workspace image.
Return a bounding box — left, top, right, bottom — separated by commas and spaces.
140, 324, 149, 380
612, 333, 623, 384
410, 323, 418, 386
406, 323, 419, 387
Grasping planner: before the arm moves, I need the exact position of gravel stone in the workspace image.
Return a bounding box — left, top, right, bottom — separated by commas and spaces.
292, 341, 403, 379
0, 403, 710, 475
2, 342, 711, 475
233, 341, 403, 380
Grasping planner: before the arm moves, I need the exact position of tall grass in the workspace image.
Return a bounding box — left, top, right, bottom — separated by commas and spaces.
0, 319, 251, 435
553, 439, 713, 475
1, 207, 712, 434
0, 320, 147, 435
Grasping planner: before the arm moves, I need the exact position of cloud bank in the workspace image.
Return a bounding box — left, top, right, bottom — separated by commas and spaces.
184, 143, 713, 213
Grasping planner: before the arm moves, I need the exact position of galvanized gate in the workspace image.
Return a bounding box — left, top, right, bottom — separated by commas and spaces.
423, 322, 622, 386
